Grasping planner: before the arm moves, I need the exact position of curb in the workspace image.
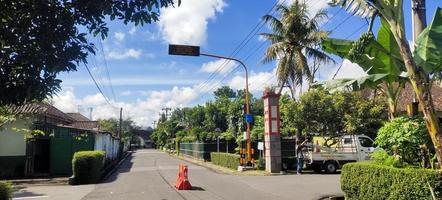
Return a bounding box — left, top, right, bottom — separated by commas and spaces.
8, 177, 68, 186
168, 153, 272, 176
101, 151, 132, 181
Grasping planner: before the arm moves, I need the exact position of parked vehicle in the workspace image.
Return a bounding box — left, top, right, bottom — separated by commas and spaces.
304, 134, 377, 173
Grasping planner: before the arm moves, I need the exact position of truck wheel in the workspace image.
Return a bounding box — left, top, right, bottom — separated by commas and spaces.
324, 161, 338, 174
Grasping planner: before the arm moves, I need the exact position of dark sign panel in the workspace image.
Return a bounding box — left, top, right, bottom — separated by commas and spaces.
168, 44, 200, 56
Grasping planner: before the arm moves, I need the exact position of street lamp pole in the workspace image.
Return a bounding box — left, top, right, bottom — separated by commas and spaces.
199, 53, 252, 165
168, 44, 253, 166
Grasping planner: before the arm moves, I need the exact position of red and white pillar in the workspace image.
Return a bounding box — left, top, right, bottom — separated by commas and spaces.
262, 89, 282, 173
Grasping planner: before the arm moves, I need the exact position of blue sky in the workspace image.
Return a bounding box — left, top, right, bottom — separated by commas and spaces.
52, 0, 442, 127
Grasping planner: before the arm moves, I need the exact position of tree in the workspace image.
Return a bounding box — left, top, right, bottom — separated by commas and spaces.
330, 0, 442, 168
0, 0, 179, 105
280, 89, 387, 144
214, 86, 236, 99
260, 1, 334, 96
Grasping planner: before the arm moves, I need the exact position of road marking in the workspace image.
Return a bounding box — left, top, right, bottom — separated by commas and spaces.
13, 196, 49, 200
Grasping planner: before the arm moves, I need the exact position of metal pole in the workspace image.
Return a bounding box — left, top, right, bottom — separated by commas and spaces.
200, 53, 252, 165
217, 136, 220, 152
119, 107, 123, 138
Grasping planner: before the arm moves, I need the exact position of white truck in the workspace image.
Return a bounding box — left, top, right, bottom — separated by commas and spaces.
304, 134, 377, 173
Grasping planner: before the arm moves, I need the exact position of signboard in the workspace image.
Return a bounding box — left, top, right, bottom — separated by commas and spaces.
244, 114, 253, 123
258, 142, 264, 150
168, 44, 200, 56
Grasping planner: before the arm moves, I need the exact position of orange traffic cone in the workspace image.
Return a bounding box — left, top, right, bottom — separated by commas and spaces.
175, 164, 192, 190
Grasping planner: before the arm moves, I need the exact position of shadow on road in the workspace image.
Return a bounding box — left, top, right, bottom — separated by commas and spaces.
191, 186, 205, 191
14, 189, 47, 199
100, 154, 134, 184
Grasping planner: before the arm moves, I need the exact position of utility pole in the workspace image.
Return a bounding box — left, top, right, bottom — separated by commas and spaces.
88, 107, 93, 120
162, 107, 172, 119
119, 107, 123, 138
410, 0, 427, 116
152, 120, 157, 129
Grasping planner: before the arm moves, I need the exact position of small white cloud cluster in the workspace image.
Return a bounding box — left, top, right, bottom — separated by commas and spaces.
200, 59, 236, 74
159, 0, 226, 45
106, 48, 142, 60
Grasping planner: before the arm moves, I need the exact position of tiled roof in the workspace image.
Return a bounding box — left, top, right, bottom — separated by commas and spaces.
72, 121, 99, 130
67, 113, 90, 121
7, 103, 74, 123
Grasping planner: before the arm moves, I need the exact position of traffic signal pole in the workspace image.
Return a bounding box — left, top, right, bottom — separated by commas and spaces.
200, 53, 252, 165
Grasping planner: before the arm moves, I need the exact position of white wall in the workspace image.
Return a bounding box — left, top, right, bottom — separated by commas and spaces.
94, 133, 121, 160
0, 119, 31, 156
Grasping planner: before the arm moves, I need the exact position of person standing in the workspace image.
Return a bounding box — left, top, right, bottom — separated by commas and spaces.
296, 138, 308, 175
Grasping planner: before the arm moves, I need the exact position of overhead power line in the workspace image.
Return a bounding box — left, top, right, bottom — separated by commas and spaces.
194, 0, 284, 94
98, 39, 117, 102
84, 63, 116, 108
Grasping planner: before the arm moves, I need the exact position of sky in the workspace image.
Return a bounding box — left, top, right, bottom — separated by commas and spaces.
52, 0, 442, 128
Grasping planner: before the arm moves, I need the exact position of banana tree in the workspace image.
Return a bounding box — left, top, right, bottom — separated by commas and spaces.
319, 19, 406, 119
329, 0, 442, 168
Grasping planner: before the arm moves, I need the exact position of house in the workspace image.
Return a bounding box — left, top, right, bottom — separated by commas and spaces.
0, 103, 124, 178
396, 82, 442, 122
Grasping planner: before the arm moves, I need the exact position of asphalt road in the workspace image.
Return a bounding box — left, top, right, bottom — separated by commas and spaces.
14, 149, 342, 200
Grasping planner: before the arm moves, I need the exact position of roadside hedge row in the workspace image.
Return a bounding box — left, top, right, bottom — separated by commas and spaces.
341, 162, 442, 200
0, 181, 12, 200
210, 152, 240, 170
71, 151, 105, 185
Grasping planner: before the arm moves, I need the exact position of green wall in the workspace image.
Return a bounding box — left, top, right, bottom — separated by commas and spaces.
50, 127, 95, 175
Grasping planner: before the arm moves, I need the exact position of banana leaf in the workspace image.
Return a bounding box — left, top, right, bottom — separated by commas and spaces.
414, 7, 442, 74
315, 73, 389, 91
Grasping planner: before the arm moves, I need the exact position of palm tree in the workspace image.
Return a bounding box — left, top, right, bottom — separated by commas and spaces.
261, 1, 335, 97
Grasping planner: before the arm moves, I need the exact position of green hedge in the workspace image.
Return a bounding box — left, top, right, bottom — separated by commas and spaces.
341, 162, 442, 200
71, 151, 105, 185
0, 181, 12, 200
210, 152, 240, 170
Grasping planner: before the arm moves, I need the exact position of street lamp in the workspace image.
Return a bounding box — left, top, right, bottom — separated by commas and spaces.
168, 44, 253, 166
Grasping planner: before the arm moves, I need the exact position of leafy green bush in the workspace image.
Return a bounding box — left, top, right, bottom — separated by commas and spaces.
0, 181, 12, 200
341, 162, 442, 200
371, 149, 405, 168
375, 117, 431, 165
210, 152, 240, 170
71, 151, 105, 185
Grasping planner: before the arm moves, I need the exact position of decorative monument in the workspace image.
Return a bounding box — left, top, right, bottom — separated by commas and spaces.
262, 89, 282, 173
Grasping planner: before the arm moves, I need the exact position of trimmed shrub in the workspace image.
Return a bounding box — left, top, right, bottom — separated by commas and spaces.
211, 152, 240, 170
0, 181, 12, 200
341, 162, 442, 200
71, 151, 105, 185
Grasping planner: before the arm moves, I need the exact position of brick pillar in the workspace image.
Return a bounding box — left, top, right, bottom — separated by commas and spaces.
262, 89, 281, 173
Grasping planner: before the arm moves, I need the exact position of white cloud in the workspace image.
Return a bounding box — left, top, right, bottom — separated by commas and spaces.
228, 69, 278, 93
200, 59, 236, 74
52, 86, 201, 127
128, 26, 136, 35
285, 0, 329, 19
107, 48, 142, 60
120, 91, 133, 96
114, 32, 126, 41
159, 0, 226, 45
328, 59, 367, 79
